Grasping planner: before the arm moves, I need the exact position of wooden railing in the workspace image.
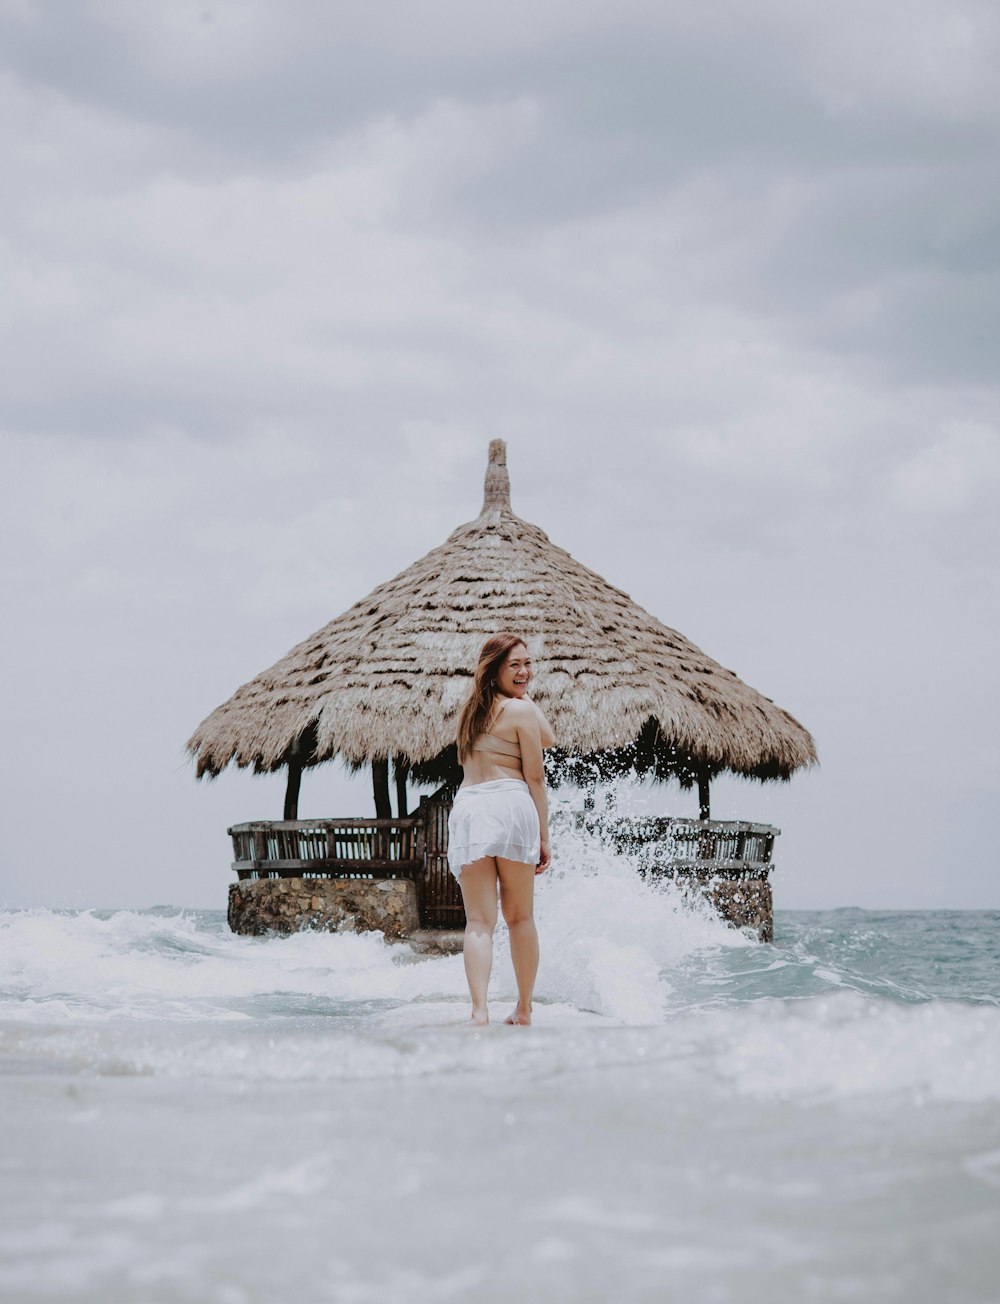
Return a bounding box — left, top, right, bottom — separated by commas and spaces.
229, 819, 422, 878
586, 816, 778, 880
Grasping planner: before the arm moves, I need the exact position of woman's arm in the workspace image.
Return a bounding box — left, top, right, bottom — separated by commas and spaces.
511, 700, 550, 873
533, 701, 556, 749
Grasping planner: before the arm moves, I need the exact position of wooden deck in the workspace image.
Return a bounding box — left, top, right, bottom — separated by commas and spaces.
228, 794, 778, 931
228, 794, 463, 928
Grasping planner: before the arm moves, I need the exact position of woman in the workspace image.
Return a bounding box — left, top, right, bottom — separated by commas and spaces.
448, 633, 555, 1026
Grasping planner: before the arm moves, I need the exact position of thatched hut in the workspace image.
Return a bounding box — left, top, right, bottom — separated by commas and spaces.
189, 440, 815, 941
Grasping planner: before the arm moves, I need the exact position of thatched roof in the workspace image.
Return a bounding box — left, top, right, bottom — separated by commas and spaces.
187, 440, 816, 786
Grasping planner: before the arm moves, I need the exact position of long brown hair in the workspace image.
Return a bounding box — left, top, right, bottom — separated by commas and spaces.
456, 633, 527, 763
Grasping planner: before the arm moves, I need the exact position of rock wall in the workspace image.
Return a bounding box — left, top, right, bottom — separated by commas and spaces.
227, 872, 772, 944
228, 877, 420, 941
705, 877, 773, 943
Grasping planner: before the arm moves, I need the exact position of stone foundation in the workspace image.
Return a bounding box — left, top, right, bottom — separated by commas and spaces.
647, 869, 773, 941
228, 877, 420, 941
705, 877, 773, 942
227, 873, 772, 945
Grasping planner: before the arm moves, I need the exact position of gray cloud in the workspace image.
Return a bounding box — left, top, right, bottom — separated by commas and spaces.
3, 0, 998, 429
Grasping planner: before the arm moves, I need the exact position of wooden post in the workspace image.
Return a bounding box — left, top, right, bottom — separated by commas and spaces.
283, 759, 302, 821
394, 758, 409, 818
698, 770, 711, 821
372, 759, 392, 820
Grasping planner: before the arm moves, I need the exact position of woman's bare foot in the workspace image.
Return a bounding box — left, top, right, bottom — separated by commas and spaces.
470, 1006, 489, 1026
504, 1006, 532, 1026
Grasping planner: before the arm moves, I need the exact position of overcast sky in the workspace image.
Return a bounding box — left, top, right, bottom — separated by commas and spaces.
2, 0, 998, 913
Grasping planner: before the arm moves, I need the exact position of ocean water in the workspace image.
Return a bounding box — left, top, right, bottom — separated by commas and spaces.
2, 843, 999, 1302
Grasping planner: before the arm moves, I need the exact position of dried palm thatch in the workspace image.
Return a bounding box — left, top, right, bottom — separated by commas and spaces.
187, 440, 816, 792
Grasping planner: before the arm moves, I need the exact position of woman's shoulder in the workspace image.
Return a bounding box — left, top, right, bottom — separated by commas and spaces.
503, 696, 541, 724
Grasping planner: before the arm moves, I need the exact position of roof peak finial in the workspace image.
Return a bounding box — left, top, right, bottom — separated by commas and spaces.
481, 438, 511, 513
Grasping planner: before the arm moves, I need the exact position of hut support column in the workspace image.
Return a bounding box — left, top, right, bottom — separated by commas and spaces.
372, 759, 392, 820
394, 758, 409, 818
698, 771, 711, 821
283, 759, 302, 821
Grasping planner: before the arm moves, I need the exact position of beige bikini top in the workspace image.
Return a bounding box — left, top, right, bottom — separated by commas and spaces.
472, 733, 522, 760
471, 700, 522, 763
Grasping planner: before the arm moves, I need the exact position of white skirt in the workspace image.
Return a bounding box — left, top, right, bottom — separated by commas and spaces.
447, 780, 541, 878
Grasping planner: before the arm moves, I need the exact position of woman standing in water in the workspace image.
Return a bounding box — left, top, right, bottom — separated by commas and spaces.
448, 633, 555, 1026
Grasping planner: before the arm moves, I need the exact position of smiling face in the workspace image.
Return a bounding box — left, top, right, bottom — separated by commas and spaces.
495, 642, 532, 698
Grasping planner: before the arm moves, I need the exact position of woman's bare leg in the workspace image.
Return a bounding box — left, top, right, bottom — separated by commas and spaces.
496, 857, 538, 1025
457, 858, 499, 1024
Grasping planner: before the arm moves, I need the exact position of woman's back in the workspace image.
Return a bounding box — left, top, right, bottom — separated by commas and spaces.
461, 699, 524, 786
